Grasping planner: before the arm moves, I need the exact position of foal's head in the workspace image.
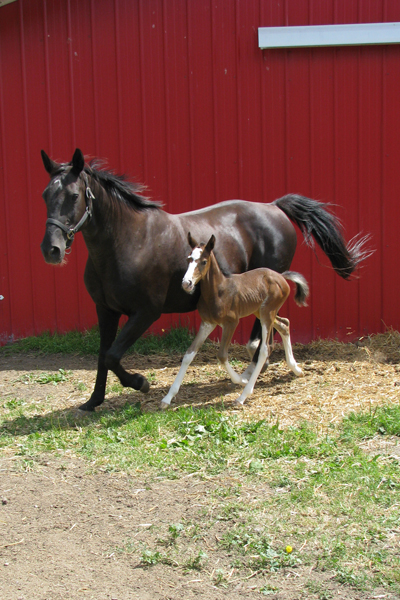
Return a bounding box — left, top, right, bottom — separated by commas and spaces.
182, 232, 215, 293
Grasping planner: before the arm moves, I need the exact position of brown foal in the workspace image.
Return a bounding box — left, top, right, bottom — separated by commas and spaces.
161, 233, 309, 408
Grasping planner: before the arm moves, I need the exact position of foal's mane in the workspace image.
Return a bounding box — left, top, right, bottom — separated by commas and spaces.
86, 160, 162, 211
197, 241, 232, 278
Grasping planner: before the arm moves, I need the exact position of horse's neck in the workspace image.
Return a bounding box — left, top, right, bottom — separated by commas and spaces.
83, 176, 139, 243
88, 178, 112, 227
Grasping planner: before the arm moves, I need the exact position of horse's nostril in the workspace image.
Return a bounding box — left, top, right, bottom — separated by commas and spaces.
46, 246, 62, 263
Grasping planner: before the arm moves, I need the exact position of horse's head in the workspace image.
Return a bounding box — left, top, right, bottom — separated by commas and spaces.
182, 232, 215, 293
40, 148, 92, 264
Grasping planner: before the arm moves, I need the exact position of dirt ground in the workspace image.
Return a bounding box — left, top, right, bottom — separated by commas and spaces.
1, 334, 400, 599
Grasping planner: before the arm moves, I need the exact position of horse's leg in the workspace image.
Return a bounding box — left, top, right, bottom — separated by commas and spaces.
235, 319, 271, 405
246, 318, 261, 360
273, 316, 303, 377
161, 321, 216, 408
104, 309, 160, 393
217, 321, 243, 385
79, 306, 121, 411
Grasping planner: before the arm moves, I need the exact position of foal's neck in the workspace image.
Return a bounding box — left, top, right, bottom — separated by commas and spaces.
200, 252, 226, 294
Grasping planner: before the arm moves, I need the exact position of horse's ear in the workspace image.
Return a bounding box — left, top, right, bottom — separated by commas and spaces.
188, 232, 198, 249
205, 234, 215, 253
41, 150, 60, 176
71, 148, 85, 176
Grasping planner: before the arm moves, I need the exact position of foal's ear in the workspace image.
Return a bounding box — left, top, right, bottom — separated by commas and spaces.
71, 148, 85, 176
41, 150, 60, 176
188, 232, 198, 249
205, 234, 215, 253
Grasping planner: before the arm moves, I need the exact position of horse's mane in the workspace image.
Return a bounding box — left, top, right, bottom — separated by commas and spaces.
86, 160, 162, 211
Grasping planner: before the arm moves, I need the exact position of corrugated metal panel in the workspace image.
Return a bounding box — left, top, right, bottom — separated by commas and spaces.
1, 0, 400, 346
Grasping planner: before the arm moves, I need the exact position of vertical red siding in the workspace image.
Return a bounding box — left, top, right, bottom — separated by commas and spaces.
1, 0, 400, 345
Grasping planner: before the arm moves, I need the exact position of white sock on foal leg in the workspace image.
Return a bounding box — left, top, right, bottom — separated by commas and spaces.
161, 321, 216, 408
220, 360, 243, 385
235, 325, 269, 405
281, 332, 303, 377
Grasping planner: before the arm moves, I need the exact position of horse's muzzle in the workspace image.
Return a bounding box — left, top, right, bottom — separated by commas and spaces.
41, 236, 65, 265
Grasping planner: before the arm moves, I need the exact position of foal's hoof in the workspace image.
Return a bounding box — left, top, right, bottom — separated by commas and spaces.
160, 400, 170, 410
234, 398, 245, 407
140, 378, 150, 393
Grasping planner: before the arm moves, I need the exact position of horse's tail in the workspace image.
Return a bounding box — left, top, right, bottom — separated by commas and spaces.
273, 194, 372, 279
282, 271, 309, 307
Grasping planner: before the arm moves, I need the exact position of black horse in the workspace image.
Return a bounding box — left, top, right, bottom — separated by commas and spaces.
40, 148, 369, 411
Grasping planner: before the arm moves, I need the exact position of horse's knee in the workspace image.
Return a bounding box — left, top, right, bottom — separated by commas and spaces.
104, 351, 119, 372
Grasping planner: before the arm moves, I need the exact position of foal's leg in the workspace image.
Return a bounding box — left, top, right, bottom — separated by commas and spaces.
161, 321, 216, 408
240, 326, 275, 385
245, 318, 270, 376
235, 320, 271, 405
273, 316, 303, 377
217, 321, 243, 385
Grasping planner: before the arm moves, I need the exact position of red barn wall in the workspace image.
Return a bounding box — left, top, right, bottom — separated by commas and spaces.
1, 0, 400, 345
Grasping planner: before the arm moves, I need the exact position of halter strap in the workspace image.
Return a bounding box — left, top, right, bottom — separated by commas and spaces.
46, 172, 94, 249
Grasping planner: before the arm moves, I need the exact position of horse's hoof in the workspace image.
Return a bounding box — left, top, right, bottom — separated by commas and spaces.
161, 401, 170, 410
78, 401, 95, 412
140, 379, 150, 393
234, 398, 245, 407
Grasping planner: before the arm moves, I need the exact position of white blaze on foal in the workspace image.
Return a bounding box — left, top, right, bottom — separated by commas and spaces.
161, 233, 308, 408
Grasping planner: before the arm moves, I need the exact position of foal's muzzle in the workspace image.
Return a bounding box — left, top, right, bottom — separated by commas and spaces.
182, 279, 195, 294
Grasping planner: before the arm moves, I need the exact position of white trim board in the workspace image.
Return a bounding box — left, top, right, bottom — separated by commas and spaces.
258, 22, 400, 49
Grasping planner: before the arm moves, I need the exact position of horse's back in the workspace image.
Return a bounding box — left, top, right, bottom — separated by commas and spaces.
175, 199, 297, 274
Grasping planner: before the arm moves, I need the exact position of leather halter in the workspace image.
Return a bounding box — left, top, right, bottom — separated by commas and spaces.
45, 172, 94, 250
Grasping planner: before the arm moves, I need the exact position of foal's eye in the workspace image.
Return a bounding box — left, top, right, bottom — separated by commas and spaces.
201, 260, 207, 266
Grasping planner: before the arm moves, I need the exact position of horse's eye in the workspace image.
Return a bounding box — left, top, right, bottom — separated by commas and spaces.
201, 260, 207, 266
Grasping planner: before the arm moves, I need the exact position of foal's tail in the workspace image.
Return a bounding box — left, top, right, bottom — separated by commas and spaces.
282, 271, 309, 307
273, 194, 373, 279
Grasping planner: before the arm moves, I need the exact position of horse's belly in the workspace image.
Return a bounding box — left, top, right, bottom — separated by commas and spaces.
162, 287, 199, 314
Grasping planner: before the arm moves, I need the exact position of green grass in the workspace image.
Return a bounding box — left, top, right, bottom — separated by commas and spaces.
5, 402, 400, 590
341, 404, 400, 438
1, 399, 399, 591
1, 328, 399, 593
0, 326, 194, 356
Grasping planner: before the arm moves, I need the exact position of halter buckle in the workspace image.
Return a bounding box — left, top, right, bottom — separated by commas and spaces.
86, 186, 95, 201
